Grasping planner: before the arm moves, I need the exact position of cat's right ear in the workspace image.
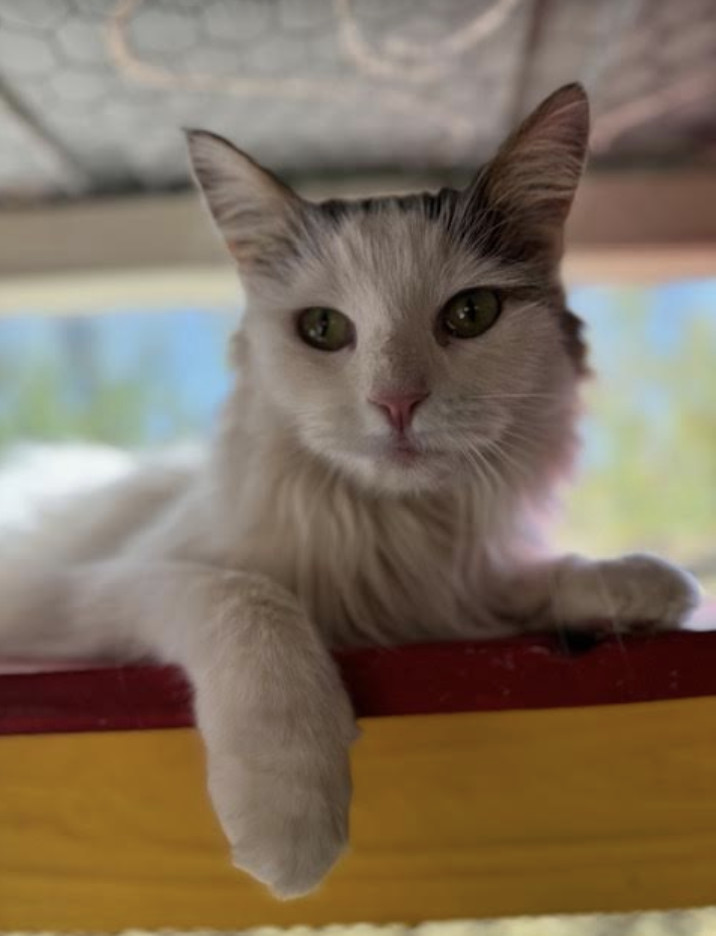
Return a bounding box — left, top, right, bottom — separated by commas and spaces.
185, 130, 301, 268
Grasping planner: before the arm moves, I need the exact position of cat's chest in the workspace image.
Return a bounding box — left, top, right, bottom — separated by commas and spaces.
236, 478, 493, 647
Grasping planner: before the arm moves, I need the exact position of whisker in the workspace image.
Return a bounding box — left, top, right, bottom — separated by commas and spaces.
499, 423, 551, 452
480, 437, 527, 482
463, 438, 504, 502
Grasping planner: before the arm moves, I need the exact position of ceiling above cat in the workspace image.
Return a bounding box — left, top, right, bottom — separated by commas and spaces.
0, 0, 714, 204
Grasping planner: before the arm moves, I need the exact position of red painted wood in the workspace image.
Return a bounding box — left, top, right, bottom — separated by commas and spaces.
2, 630, 716, 736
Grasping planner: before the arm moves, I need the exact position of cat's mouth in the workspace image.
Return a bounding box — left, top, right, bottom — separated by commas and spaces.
387, 440, 421, 464
329, 432, 455, 491
382, 435, 444, 466
333, 431, 448, 470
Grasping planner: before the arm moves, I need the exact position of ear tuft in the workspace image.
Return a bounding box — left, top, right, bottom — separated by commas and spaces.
185, 130, 300, 267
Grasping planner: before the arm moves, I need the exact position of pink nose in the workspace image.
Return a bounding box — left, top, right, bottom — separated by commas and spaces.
369, 391, 430, 433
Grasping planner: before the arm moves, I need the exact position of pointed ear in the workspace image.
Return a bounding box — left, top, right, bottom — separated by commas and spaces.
466, 83, 590, 255
185, 130, 301, 267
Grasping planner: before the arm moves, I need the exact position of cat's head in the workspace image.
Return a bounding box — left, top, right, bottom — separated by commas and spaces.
187, 83, 589, 496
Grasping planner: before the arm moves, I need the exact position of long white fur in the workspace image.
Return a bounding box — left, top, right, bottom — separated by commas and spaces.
0, 85, 700, 898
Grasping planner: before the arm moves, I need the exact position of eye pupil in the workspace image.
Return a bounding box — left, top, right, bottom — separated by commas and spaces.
297, 307, 354, 351
312, 312, 328, 339
440, 288, 501, 340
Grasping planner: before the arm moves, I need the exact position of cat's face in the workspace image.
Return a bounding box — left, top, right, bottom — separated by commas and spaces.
188, 84, 590, 495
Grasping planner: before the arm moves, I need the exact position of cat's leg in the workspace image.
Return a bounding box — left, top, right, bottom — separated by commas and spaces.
489, 553, 701, 635
1, 557, 356, 897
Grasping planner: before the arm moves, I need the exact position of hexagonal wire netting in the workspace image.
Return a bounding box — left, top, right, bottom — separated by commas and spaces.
0, 0, 714, 201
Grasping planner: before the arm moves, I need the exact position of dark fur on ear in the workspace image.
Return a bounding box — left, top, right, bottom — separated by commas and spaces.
458, 83, 590, 261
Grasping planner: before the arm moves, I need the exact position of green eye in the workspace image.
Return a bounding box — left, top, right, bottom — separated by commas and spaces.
297, 307, 354, 352
440, 288, 501, 340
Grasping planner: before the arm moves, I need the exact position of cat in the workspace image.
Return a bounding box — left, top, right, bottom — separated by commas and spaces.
0, 83, 700, 898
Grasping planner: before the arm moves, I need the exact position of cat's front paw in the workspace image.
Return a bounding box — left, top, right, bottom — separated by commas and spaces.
207, 701, 356, 899
554, 553, 701, 634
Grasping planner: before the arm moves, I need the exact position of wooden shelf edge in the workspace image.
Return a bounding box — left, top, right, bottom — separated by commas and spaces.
3, 629, 716, 736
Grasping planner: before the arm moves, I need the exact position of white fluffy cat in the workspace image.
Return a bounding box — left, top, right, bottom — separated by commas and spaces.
0, 84, 700, 897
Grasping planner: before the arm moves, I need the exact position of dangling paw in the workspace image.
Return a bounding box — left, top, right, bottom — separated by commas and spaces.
206, 689, 357, 899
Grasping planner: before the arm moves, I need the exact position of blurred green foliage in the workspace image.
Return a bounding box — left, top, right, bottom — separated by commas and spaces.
0, 355, 148, 448
557, 290, 716, 591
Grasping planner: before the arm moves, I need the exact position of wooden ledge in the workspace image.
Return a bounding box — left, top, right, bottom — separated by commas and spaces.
3, 630, 716, 928
3, 630, 716, 736
4, 697, 716, 928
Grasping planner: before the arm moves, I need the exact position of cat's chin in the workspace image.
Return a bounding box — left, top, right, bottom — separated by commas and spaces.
331, 448, 457, 496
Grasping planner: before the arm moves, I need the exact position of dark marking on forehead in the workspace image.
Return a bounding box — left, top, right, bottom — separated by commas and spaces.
314, 184, 542, 273
457, 167, 587, 278
448, 172, 516, 260
317, 188, 461, 226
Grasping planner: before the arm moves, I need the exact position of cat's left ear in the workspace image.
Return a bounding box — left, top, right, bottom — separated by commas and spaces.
465, 83, 590, 254
185, 130, 301, 268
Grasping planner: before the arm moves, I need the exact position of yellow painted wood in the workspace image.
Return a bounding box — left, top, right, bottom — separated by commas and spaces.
2, 698, 716, 930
